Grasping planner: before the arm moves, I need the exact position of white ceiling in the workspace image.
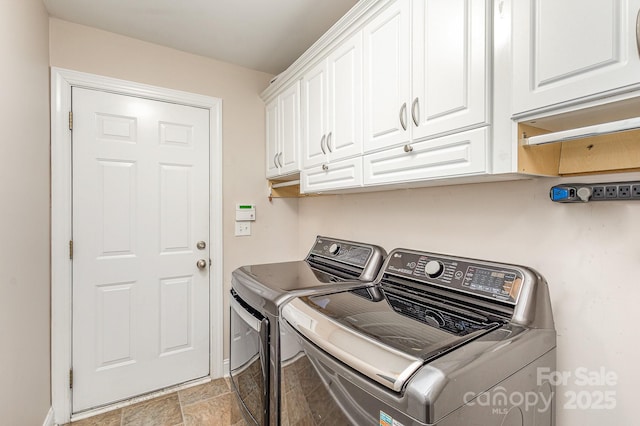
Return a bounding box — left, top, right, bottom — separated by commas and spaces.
43, 0, 359, 75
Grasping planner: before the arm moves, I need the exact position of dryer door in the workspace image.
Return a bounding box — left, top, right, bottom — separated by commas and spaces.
229, 290, 269, 425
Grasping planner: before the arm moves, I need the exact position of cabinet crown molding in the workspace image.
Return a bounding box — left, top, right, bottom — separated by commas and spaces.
260, 0, 395, 103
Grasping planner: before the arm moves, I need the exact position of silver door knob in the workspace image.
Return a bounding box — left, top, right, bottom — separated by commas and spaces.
196, 241, 206, 250
404, 144, 414, 153
196, 259, 207, 270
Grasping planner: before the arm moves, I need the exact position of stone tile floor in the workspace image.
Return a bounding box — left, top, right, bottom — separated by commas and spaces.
65, 378, 246, 426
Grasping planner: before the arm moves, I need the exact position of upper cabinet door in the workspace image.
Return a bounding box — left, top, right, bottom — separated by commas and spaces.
265, 98, 280, 178
363, 0, 411, 153
302, 61, 329, 169
278, 81, 300, 175
327, 31, 364, 162
512, 0, 640, 116
411, 0, 488, 141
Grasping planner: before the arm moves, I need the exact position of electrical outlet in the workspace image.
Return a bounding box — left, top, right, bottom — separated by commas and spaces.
592, 186, 605, 199
551, 181, 640, 203
235, 222, 251, 236
619, 185, 631, 198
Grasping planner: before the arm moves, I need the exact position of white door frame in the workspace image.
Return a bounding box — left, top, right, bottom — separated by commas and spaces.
50, 67, 224, 424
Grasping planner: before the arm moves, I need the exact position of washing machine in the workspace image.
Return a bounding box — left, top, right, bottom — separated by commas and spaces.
282, 248, 556, 426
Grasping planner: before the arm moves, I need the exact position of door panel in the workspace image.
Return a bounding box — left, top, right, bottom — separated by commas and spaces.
265, 99, 280, 177
412, 0, 488, 140
328, 31, 363, 160
363, 127, 488, 185
301, 157, 363, 193
363, 0, 411, 152
72, 87, 210, 412
159, 276, 194, 354
279, 82, 300, 174
512, 0, 640, 114
302, 61, 328, 168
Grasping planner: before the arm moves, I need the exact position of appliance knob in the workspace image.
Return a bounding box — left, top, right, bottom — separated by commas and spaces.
424, 310, 445, 327
329, 243, 341, 255
424, 260, 444, 278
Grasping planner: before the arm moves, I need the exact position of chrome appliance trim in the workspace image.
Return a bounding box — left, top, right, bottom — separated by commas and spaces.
283, 298, 423, 392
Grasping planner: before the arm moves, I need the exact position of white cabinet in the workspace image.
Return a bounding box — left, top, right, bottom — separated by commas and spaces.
363, 0, 488, 153
361, 0, 489, 182
512, 0, 640, 115
264, 0, 495, 191
302, 32, 363, 169
266, 81, 300, 178
301, 157, 363, 193
301, 61, 328, 169
411, 0, 488, 140
265, 98, 280, 177
363, 127, 488, 186
363, 0, 411, 152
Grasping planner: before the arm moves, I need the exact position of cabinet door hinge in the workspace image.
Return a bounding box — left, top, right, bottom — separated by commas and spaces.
69, 111, 73, 131
69, 369, 73, 389
69, 240, 73, 260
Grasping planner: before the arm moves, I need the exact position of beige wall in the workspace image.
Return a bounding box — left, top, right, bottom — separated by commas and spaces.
49, 18, 300, 359
0, 0, 51, 424
298, 172, 640, 425
43, 12, 640, 426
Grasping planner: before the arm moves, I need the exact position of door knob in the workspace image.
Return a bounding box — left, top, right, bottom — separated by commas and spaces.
196, 241, 206, 250
196, 259, 207, 270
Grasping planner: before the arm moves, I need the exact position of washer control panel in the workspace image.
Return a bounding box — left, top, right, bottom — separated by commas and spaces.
309, 237, 373, 268
385, 250, 524, 304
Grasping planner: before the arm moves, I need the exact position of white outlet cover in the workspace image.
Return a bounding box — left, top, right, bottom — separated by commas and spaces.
235, 222, 251, 236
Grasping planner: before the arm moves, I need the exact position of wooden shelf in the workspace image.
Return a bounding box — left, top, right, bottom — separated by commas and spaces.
518, 123, 640, 176
267, 175, 320, 200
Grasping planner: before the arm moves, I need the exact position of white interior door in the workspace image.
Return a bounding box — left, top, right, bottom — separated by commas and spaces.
71, 87, 210, 412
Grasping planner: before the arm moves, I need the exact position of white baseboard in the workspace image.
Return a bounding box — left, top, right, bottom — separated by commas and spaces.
43, 407, 55, 426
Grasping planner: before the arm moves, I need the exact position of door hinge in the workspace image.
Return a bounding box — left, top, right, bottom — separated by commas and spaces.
69, 111, 73, 131
69, 240, 73, 260
69, 369, 73, 389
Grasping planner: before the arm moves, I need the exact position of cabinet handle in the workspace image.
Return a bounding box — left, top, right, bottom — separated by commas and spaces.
273, 153, 279, 168
320, 134, 327, 154
327, 132, 333, 152
278, 152, 284, 168
403, 144, 413, 153
411, 98, 420, 127
636, 8, 640, 57
399, 103, 407, 131
322, 163, 329, 171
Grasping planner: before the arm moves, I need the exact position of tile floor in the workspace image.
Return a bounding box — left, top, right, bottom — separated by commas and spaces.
65, 378, 246, 426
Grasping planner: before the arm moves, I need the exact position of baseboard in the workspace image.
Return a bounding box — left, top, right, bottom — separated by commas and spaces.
223, 358, 229, 377
43, 407, 55, 426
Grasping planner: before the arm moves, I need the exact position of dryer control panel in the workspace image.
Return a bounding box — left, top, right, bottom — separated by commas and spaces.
308, 237, 373, 268
384, 250, 525, 305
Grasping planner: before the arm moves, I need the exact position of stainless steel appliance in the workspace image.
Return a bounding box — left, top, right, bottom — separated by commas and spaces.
229, 236, 386, 425
282, 248, 556, 426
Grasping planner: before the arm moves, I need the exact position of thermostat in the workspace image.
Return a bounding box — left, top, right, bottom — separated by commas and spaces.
236, 204, 256, 221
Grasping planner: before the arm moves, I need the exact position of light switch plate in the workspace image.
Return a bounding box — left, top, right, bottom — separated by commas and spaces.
235, 222, 251, 236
